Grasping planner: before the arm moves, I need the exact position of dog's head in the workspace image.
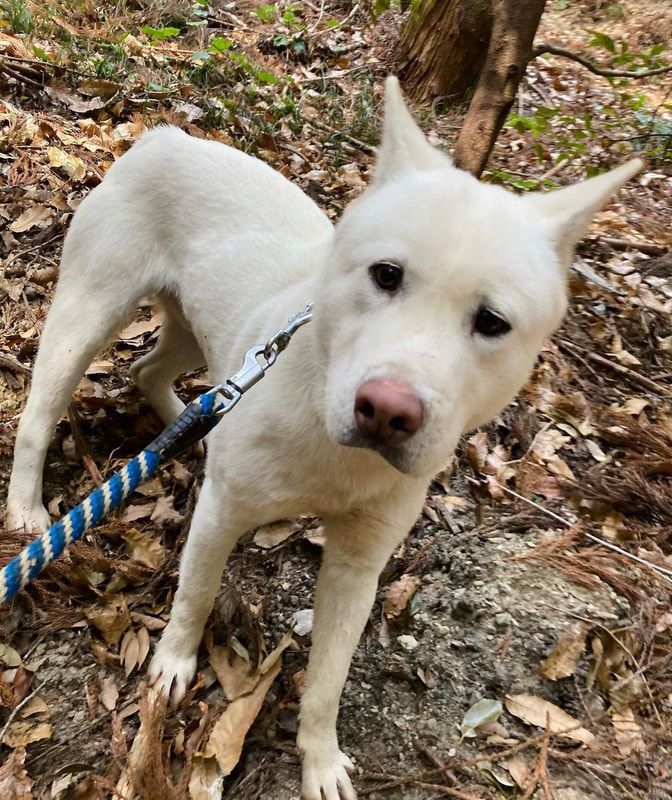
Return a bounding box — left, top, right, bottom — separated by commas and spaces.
313, 77, 642, 478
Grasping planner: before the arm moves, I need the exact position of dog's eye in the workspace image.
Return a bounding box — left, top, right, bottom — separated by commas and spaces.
370, 261, 404, 293
473, 306, 511, 338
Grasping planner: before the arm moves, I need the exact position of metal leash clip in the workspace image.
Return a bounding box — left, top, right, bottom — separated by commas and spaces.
146, 304, 314, 458
213, 302, 314, 417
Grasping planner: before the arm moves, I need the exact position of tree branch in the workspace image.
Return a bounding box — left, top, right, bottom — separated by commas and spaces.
533, 43, 672, 79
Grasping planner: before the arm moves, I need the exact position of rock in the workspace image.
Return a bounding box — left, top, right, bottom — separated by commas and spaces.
494, 611, 513, 629
291, 609, 314, 637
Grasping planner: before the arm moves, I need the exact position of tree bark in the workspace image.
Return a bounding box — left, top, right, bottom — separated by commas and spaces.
399, 0, 493, 103
452, 0, 547, 177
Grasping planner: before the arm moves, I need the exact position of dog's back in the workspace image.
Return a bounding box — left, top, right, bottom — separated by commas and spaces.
62, 126, 333, 325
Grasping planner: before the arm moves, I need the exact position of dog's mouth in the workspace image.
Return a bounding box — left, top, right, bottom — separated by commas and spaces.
338, 430, 414, 474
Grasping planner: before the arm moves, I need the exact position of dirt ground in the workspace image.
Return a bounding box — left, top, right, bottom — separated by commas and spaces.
1, 2, 671, 799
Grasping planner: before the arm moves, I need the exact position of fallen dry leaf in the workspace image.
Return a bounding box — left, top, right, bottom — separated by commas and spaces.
253, 520, 300, 549
131, 612, 167, 631
506, 754, 530, 790
78, 77, 121, 99
614, 348, 641, 368
121, 501, 156, 524
134, 476, 163, 497
383, 574, 420, 630
611, 707, 645, 757
9, 206, 53, 233
188, 756, 224, 800
207, 644, 258, 702
120, 627, 151, 676
46, 81, 105, 114
85, 594, 131, 646
505, 694, 594, 744
2, 720, 53, 748
151, 495, 185, 527
616, 397, 650, 416
0, 643, 22, 667
20, 696, 48, 718
118, 317, 161, 343
101, 676, 119, 712
585, 438, 607, 463
539, 621, 588, 681
123, 527, 165, 568
530, 428, 570, 463
0, 747, 33, 799
47, 146, 87, 181
204, 656, 282, 776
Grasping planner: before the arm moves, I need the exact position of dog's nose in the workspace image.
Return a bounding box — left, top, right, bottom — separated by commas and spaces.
354, 379, 424, 446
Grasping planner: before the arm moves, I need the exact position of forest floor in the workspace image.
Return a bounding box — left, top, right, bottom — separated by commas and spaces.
1, 1, 671, 799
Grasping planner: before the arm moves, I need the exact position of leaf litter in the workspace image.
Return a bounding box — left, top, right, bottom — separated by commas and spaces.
0, 1, 671, 798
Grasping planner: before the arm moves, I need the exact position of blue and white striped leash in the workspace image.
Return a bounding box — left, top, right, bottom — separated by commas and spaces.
0, 305, 313, 605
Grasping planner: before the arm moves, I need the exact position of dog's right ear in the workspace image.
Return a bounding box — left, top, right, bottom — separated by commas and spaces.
524, 159, 644, 268
375, 76, 450, 184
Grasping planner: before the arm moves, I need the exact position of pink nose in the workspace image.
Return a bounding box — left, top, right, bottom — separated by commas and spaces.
354, 379, 424, 447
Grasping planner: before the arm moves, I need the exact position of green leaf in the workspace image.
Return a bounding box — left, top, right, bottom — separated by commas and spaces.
253, 4, 277, 23
459, 699, 503, 739
32, 44, 49, 60
325, 18, 339, 28
209, 37, 234, 53
256, 69, 278, 84
190, 50, 211, 62
586, 29, 616, 54
142, 25, 181, 40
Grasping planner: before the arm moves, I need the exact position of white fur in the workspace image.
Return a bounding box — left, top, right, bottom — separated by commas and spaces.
6, 77, 641, 799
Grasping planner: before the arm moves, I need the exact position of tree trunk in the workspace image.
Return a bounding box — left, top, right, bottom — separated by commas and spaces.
399, 0, 493, 103
452, 0, 547, 177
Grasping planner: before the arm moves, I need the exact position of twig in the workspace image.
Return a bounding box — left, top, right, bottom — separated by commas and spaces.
596, 237, 667, 257
0, 681, 45, 746
3, 63, 43, 87
558, 339, 669, 396
361, 773, 481, 800
309, 2, 360, 36
0, 351, 31, 376
415, 741, 459, 785
533, 44, 672, 79
67, 403, 103, 487
536, 159, 568, 183
304, 116, 375, 154
411, 782, 483, 800
539, 723, 555, 800
0, 53, 100, 79
466, 476, 672, 586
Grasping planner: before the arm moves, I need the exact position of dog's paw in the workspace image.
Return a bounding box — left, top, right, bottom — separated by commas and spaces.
5, 503, 51, 535
148, 641, 197, 705
301, 746, 356, 800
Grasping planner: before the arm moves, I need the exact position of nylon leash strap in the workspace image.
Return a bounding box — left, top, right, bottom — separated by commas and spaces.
0, 305, 313, 605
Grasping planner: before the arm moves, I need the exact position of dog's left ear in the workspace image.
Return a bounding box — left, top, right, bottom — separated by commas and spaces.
525, 159, 644, 267
375, 76, 450, 184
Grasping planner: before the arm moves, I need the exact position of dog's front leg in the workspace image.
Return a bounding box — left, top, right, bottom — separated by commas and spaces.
298, 493, 424, 800
149, 474, 254, 704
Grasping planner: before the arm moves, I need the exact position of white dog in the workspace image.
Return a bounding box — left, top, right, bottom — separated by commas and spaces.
6, 78, 641, 799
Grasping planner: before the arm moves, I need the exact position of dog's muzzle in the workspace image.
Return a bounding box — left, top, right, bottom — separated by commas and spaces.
338, 378, 424, 473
